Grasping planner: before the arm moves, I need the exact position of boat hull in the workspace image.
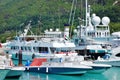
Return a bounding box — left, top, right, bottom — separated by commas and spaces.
6, 67, 25, 78
94, 60, 120, 67
25, 66, 90, 75
88, 66, 111, 73
80, 61, 111, 73
0, 69, 10, 80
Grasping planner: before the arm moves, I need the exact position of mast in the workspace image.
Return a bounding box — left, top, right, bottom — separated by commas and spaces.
85, 0, 88, 27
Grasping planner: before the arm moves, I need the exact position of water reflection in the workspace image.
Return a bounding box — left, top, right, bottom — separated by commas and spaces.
19, 72, 108, 80
104, 67, 120, 80
5, 67, 120, 80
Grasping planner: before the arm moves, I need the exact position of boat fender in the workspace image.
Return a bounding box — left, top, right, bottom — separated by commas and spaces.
38, 68, 40, 70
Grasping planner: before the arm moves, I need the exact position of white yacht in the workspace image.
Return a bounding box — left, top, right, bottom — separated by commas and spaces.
71, 0, 113, 60
6, 23, 77, 61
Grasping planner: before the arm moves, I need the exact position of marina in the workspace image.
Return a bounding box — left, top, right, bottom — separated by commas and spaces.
0, 0, 119, 80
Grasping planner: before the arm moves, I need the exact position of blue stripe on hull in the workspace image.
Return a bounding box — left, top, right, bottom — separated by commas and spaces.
25, 67, 89, 75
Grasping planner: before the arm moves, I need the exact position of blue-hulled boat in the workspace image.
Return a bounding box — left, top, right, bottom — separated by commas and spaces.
25, 58, 92, 75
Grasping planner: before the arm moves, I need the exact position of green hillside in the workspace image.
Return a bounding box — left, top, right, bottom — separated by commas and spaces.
0, 0, 120, 42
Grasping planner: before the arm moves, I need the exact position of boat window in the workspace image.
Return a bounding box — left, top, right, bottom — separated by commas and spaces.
21, 47, 24, 51
11, 46, 19, 50
11, 46, 15, 50
50, 48, 56, 53
33, 47, 39, 52
24, 47, 27, 51
28, 47, 31, 51
15, 46, 19, 50
39, 47, 48, 53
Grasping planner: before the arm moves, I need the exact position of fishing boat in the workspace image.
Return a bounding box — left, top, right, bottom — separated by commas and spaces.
6, 23, 78, 61
25, 57, 92, 75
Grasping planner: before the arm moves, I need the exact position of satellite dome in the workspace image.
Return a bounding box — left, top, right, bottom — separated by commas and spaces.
102, 17, 110, 25
74, 29, 77, 33
92, 16, 101, 26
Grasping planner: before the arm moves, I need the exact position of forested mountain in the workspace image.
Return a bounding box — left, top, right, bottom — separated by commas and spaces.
0, 0, 119, 42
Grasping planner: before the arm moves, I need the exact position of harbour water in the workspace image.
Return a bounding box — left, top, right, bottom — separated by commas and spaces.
4, 67, 120, 80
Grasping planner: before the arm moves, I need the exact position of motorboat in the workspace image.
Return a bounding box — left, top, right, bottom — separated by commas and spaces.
66, 56, 111, 73
80, 61, 111, 73
25, 57, 92, 75
94, 54, 120, 67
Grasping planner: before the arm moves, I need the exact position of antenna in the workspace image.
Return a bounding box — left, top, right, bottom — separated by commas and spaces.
85, 0, 88, 27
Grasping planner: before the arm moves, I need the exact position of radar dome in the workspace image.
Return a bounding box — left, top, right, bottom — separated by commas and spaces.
73, 29, 77, 33
92, 13, 96, 18
92, 16, 101, 26
102, 17, 110, 25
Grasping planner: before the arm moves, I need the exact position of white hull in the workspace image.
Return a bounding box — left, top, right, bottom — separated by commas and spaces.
6, 66, 25, 78
80, 61, 111, 73
94, 58, 120, 67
